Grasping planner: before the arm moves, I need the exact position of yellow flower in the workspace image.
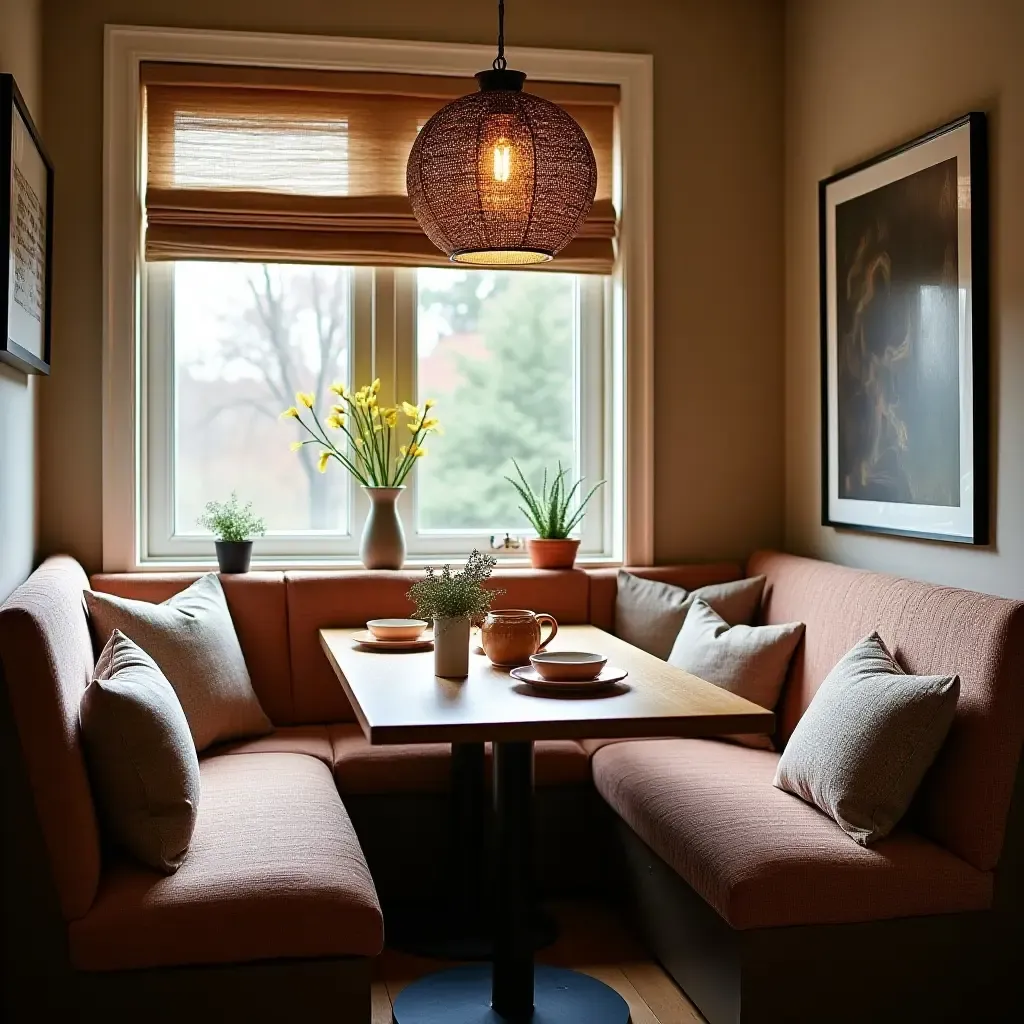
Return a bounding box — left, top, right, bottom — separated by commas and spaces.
366, 394, 378, 409
296, 391, 315, 409
383, 407, 398, 428
317, 451, 330, 473
354, 436, 365, 448
424, 397, 436, 410
326, 413, 345, 430
329, 382, 347, 397
371, 378, 381, 394
280, 406, 299, 419
289, 441, 303, 452
420, 417, 440, 433
401, 401, 420, 420
331, 404, 345, 415
401, 442, 427, 459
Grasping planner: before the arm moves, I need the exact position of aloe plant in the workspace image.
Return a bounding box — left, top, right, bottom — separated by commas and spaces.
505, 461, 604, 540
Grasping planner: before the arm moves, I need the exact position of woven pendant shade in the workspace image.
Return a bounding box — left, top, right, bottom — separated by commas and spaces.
406, 67, 598, 266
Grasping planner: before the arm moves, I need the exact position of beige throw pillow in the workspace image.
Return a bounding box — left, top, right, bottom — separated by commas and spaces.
774, 632, 960, 846
85, 574, 271, 752
80, 630, 200, 873
668, 598, 804, 749
614, 571, 766, 659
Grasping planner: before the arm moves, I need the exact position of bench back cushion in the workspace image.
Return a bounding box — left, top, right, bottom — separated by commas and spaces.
89, 573, 293, 725
588, 563, 744, 632
751, 550, 1024, 873
0, 557, 102, 920
285, 569, 591, 722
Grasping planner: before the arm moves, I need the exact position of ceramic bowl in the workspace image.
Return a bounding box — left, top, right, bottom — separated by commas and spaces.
529, 651, 608, 682
366, 618, 428, 641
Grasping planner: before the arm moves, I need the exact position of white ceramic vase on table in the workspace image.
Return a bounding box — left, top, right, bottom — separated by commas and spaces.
433, 617, 471, 679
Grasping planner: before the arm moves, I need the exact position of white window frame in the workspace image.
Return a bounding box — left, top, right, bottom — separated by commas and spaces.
103, 25, 654, 570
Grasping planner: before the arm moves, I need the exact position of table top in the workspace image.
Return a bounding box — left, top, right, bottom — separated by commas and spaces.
319, 624, 774, 745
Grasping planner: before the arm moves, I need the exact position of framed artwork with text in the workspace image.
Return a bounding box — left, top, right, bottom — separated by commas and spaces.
2, 73, 53, 375
820, 113, 988, 544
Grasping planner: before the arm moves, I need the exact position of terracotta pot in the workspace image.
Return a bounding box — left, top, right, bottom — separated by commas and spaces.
527, 537, 581, 570
360, 486, 406, 569
480, 609, 558, 668
434, 616, 471, 678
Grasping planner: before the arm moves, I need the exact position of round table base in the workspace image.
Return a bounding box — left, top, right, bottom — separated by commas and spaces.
391, 963, 631, 1024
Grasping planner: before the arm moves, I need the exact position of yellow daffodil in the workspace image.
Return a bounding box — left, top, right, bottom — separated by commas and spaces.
296, 391, 315, 409
329, 382, 347, 397
383, 407, 398, 428
401, 442, 427, 458
289, 441, 303, 452
331, 404, 345, 416
420, 417, 440, 432
424, 397, 436, 410
371, 378, 381, 394
402, 401, 420, 420
317, 451, 330, 473
326, 413, 344, 430
280, 406, 299, 419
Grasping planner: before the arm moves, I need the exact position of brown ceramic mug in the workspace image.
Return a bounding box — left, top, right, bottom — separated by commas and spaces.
480, 609, 559, 668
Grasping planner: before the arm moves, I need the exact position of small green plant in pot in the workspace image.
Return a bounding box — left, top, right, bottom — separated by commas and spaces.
505, 461, 605, 569
197, 493, 267, 574
407, 550, 505, 678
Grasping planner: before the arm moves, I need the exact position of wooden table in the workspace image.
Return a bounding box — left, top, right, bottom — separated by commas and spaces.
320, 625, 773, 1024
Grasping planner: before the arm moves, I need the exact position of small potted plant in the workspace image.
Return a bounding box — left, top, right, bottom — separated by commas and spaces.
407, 550, 505, 678
197, 493, 267, 574
505, 461, 605, 570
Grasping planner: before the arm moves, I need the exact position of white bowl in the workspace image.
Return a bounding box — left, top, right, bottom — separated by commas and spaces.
367, 618, 428, 641
529, 651, 608, 681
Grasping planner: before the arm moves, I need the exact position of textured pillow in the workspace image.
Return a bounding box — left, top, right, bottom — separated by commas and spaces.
668, 598, 804, 749
614, 571, 766, 659
85, 574, 272, 752
774, 632, 960, 846
80, 630, 200, 872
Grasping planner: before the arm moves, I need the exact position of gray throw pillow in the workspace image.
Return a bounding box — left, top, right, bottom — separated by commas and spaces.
85, 573, 271, 752
668, 598, 803, 750
614, 571, 766, 659
80, 630, 200, 873
774, 632, 959, 845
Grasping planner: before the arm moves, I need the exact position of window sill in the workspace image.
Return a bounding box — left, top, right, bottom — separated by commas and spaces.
128, 554, 623, 573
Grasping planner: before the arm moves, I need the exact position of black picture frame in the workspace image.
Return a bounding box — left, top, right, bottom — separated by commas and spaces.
819, 112, 988, 545
1, 73, 53, 376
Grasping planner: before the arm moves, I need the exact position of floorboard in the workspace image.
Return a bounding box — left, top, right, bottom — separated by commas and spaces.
373, 901, 706, 1023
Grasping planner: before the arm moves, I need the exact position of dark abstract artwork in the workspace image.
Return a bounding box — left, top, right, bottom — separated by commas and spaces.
820, 113, 987, 543
835, 158, 960, 507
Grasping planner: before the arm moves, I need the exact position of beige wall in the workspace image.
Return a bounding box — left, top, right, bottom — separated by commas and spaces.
0, 0, 41, 601
785, 0, 1024, 598
39, 0, 785, 571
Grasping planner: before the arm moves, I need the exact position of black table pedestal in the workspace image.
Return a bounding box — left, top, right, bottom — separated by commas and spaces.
392, 741, 629, 1024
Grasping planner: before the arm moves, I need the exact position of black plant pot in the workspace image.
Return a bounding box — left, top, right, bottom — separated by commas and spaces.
214, 541, 253, 574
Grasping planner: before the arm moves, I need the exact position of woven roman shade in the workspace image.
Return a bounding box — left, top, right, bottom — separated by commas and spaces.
142, 62, 618, 272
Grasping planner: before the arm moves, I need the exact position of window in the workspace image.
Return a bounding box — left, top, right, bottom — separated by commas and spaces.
104, 30, 653, 570
144, 262, 611, 560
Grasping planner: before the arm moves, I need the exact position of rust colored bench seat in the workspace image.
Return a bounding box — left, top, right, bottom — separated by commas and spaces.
70, 752, 383, 972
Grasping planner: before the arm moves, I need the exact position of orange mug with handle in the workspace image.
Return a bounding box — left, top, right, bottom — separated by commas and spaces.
480, 609, 559, 668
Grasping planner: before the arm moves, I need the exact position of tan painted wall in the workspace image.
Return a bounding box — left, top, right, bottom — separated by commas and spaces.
0, 0, 41, 600
39, 0, 784, 570
785, 0, 1024, 598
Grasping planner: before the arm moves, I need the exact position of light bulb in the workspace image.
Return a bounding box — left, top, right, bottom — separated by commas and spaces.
493, 141, 512, 182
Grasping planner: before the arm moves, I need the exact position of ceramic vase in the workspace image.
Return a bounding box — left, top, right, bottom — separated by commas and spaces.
434, 616, 471, 678
360, 487, 406, 569
214, 540, 253, 574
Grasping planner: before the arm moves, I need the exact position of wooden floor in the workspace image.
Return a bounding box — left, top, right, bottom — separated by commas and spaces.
372, 902, 707, 1024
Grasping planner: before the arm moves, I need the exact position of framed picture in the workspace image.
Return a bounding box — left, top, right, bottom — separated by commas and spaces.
820, 112, 988, 544
1, 73, 53, 375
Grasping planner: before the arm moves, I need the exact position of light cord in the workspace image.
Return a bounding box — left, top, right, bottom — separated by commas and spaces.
492, 0, 507, 70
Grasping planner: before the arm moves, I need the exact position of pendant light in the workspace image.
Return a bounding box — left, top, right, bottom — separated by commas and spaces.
406, 0, 598, 266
